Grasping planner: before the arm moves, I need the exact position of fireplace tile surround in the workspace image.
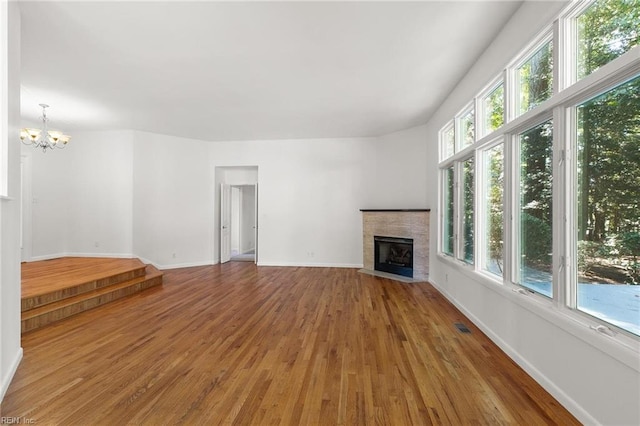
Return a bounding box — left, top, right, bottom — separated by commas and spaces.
361, 209, 430, 281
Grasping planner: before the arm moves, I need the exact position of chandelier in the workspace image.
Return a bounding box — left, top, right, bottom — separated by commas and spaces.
20, 104, 71, 152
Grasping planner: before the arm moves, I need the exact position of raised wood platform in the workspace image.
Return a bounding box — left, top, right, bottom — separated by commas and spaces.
21, 257, 163, 334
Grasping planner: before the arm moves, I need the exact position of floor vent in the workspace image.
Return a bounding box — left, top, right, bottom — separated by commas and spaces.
454, 322, 471, 333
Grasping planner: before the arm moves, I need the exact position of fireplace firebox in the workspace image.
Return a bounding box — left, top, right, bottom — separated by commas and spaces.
374, 236, 414, 278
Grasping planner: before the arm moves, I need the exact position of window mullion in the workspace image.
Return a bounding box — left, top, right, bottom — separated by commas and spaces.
455, 161, 463, 261
474, 150, 483, 272
555, 5, 573, 91
565, 104, 578, 310
504, 134, 516, 286
505, 64, 517, 124
552, 105, 568, 309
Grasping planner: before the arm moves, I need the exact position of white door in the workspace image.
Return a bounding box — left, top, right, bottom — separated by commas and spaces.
220, 183, 232, 263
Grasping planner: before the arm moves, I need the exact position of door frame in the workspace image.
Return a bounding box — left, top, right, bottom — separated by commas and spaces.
215, 166, 259, 265
20, 154, 32, 262
220, 183, 232, 264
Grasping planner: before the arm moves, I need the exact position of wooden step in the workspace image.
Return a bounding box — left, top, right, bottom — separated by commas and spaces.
22, 257, 148, 311
21, 260, 163, 334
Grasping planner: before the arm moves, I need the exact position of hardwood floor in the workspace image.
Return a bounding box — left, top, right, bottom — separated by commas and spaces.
1, 263, 579, 425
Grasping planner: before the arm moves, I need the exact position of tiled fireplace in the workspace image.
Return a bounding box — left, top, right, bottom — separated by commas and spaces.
361, 209, 430, 281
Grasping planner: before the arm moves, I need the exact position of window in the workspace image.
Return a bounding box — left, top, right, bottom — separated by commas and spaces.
517, 120, 553, 297
442, 166, 455, 256
441, 121, 455, 160
438, 0, 640, 337
575, 75, 640, 335
481, 83, 504, 136
517, 39, 553, 115
458, 106, 475, 149
460, 157, 475, 264
483, 143, 504, 277
440, 156, 475, 264
577, 0, 640, 81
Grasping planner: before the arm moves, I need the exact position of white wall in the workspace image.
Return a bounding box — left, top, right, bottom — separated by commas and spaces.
426, 2, 640, 425
367, 124, 431, 209
211, 138, 375, 267
23, 126, 432, 270
0, 0, 23, 401
22, 143, 70, 259
132, 130, 214, 268
22, 130, 135, 260
65, 131, 134, 257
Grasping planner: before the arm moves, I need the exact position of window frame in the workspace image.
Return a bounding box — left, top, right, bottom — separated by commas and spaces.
439, 120, 455, 161
456, 155, 475, 265
478, 74, 506, 138
564, 73, 640, 338
455, 102, 476, 150
437, 0, 640, 344
477, 137, 506, 281
439, 164, 456, 257
506, 29, 554, 122
511, 115, 555, 298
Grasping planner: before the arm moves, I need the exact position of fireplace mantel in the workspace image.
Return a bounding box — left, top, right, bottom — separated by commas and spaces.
361, 210, 430, 281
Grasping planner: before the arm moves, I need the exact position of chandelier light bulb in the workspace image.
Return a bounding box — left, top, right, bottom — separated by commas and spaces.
20, 104, 71, 152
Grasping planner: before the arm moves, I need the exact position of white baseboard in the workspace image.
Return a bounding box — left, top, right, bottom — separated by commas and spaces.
25, 253, 364, 271
0, 347, 23, 403
28, 252, 67, 262
65, 252, 134, 259
429, 278, 598, 426
146, 260, 216, 270
28, 252, 134, 262
257, 261, 363, 268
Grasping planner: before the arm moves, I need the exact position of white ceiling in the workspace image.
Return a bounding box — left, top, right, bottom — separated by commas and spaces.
19, 1, 522, 142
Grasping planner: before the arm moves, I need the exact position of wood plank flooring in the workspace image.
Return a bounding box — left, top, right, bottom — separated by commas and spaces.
1, 263, 579, 425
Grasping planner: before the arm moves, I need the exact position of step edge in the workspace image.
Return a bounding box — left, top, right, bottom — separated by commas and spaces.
22, 274, 163, 319
21, 277, 163, 333
21, 266, 150, 311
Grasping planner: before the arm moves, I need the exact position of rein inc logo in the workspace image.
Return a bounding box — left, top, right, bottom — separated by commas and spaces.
0, 418, 35, 424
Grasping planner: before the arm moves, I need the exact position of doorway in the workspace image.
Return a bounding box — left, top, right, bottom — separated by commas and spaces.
229, 184, 257, 262
217, 166, 258, 265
